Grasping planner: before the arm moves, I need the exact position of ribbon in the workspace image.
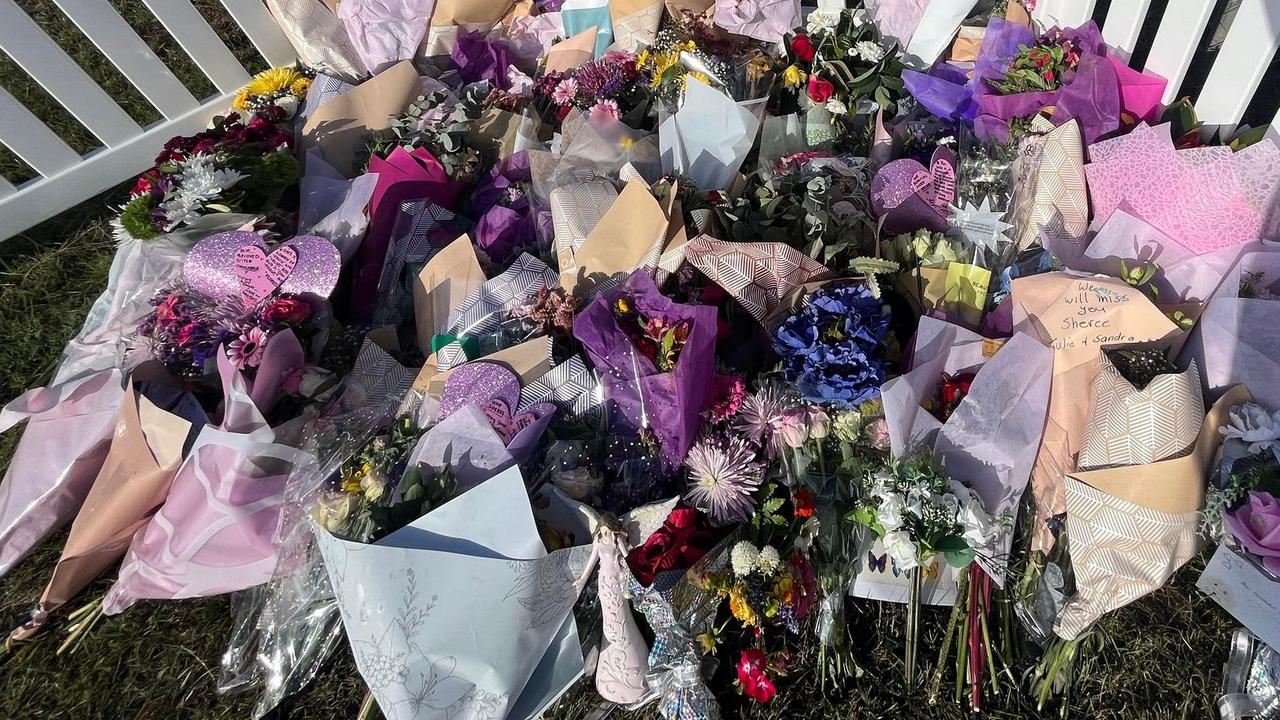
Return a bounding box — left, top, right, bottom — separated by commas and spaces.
430, 333, 480, 359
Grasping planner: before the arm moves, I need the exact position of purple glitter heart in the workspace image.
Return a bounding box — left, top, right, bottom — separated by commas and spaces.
438, 362, 523, 421
184, 231, 341, 304
870, 147, 958, 235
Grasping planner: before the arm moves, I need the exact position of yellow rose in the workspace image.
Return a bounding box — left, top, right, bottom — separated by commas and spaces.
783, 65, 806, 89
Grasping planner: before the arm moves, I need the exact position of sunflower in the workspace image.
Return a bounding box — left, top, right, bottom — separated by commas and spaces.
244, 66, 301, 97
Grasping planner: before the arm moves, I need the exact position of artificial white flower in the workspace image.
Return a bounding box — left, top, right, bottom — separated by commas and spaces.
274, 94, 299, 119
757, 545, 782, 574
1221, 403, 1280, 455
806, 10, 840, 35
883, 530, 919, 572
158, 153, 245, 231
731, 540, 760, 577
853, 40, 886, 63
875, 492, 906, 532
949, 481, 995, 548
825, 98, 849, 115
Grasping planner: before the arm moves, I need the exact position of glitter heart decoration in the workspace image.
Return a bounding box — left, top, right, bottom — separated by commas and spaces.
871, 146, 957, 235
185, 231, 342, 305
438, 362, 523, 421
234, 245, 298, 305
482, 397, 556, 445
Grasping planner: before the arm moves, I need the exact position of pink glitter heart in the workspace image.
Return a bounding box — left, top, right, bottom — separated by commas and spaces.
185, 231, 341, 304
871, 147, 957, 235
234, 245, 297, 305
438, 362, 522, 421
482, 397, 555, 445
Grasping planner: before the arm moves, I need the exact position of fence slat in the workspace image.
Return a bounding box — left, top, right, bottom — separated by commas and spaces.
139, 0, 250, 94
1194, 0, 1280, 135
0, 90, 240, 240
0, 86, 83, 177
1100, 0, 1155, 61
50, 0, 199, 121
0, 0, 141, 147
0, 176, 15, 200
1033, 0, 1098, 29
1144, 0, 1217, 104
217, 0, 297, 68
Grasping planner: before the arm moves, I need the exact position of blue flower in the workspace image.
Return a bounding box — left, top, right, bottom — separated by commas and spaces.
772, 284, 890, 408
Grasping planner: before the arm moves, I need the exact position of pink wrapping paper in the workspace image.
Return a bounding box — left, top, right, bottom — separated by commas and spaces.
350, 146, 467, 322
880, 317, 1053, 585
0, 369, 124, 579
337, 0, 437, 74
102, 348, 310, 614
713, 0, 800, 43
1180, 248, 1280, 410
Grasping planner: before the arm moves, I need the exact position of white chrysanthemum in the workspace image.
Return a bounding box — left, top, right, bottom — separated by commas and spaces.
730, 541, 760, 577
825, 98, 848, 115
158, 153, 245, 231
806, 10, 840, 35
854, 40, 886, 63
757, 545, 781, 575
684, 436, 763, 525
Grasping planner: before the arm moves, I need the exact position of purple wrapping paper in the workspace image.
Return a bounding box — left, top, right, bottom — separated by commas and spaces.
573, 271, 717, 470
451, 31, 513, 90
0, 369, 125, 579
902, 17, 1032, 128
880, 317, 1053, 586
975, 22, 1120, 145
471, 153, 535, 263
1180, 248, 1280, 410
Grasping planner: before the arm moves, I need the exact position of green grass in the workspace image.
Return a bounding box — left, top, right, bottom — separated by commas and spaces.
0, 2, 1249, 719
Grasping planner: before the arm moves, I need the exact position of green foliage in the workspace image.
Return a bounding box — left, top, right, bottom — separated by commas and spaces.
117, 194, 159, 240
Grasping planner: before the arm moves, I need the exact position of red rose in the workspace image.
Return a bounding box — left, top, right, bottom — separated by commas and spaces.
262, 297, 312, 325
807, 75, 835, 104
736, 649, 778, 703
790, 34, 815, 62
1043, 69, 1056, 83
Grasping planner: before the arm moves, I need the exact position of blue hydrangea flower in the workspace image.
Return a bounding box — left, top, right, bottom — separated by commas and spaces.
772, 284, 890, 408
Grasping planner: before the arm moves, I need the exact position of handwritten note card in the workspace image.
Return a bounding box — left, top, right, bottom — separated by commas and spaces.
1198, 544, 1280, 652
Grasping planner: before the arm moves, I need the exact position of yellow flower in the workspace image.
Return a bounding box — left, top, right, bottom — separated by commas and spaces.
232, 88, 252, 111
290, 76, 311, 98
783, 65, 806, 89
619, 136, 635, 150
746, 54, 773, 80
696, 632, 718, 655
728, 586, 758, 626
678, 40, 697, 52
245, 66, 300, 97
636, 49, 651, 68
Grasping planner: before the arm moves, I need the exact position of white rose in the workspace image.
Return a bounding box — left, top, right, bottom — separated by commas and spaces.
875, 492, 905, 532
883, 530, 919, 572
274, 94, 299, 119
1222, 403, 1280, 454
825, 98, 848, 115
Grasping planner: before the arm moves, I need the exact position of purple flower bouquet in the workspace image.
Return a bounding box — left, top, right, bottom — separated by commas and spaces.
573, 271, 717, 470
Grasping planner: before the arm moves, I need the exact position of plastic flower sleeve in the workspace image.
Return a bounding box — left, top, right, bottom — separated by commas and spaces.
623, 532, 736, 720
216, 339, 418, 717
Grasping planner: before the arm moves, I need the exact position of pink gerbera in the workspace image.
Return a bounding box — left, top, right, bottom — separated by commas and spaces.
589, 99, 621, 123
227, 327, 269, 369
552, 78, 579, 106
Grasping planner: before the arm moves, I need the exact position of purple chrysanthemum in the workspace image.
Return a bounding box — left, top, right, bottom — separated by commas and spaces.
684, 435, 762, 526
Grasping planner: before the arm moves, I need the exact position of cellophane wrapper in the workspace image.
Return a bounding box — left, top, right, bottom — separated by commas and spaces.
622, 533, 737, 720
217, 340, 417, 717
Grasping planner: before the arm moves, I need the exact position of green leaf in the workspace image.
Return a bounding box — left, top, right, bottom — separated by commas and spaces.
933, 536, 970, 553
943, 548, 976, 569
762, 496, 785, 516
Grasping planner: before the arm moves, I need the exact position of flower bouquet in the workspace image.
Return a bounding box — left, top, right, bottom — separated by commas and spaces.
115, 111, 299, 242
849, 455, 994, 688
574, 270, 717, 471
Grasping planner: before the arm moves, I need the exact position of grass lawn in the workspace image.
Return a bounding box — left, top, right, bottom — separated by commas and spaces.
0, 2, 1248, 719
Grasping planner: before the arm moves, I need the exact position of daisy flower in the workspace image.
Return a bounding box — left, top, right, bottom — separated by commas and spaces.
228, 327, 269, 369
589, 99, 621, 122
684, 435, 763, 525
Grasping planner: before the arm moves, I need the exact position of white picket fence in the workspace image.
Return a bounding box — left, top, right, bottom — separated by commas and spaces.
1, 0, 1278, 240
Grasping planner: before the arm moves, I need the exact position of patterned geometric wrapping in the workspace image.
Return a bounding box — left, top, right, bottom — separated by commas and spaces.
1078, 355, 1202, 469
